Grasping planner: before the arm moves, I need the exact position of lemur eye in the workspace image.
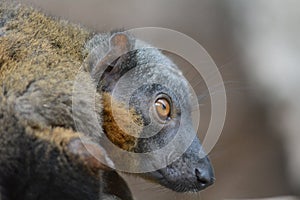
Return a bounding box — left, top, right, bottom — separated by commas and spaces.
155, 98, 171, 121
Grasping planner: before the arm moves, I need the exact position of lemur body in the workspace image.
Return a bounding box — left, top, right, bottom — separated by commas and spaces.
0, 3, 214, 200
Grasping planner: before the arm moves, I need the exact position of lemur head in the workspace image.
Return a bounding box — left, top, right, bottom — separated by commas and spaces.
88, 32, 214, 192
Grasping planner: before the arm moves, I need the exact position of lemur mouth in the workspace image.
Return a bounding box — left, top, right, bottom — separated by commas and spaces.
144, 166, 214, 193
158, 178, 214, 193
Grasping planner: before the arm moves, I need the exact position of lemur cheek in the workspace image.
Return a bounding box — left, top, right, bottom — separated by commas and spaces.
101, 92, 144, 151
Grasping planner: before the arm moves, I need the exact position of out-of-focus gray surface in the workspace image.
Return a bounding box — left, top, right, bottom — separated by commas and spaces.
225, 0, 300, 196
21, 0, 298, 199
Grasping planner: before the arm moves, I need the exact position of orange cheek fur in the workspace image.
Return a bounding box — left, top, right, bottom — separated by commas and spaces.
102, 92, 144, 151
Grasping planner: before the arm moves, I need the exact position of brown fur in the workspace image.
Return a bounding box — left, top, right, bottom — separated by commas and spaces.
0, 3, 134, 199
102, 92, 143, 151
0, 4, 90, 95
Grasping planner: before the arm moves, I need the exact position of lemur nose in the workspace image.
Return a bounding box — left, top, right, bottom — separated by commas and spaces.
195, 168, 215, 187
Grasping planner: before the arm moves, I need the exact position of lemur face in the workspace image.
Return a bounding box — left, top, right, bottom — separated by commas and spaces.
93, 32, 214, 193
128, 62, 215, 192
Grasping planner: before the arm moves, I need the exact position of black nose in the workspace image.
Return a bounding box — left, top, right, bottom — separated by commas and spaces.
195, 167, 215, 188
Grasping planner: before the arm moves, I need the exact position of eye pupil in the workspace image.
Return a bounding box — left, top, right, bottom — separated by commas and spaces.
155, 98, 171, 121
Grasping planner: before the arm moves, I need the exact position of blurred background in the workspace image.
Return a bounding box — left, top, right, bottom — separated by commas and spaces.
21, 0, 300, 199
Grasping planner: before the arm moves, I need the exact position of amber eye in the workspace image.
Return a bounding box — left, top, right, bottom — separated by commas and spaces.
155, 98, 171, 121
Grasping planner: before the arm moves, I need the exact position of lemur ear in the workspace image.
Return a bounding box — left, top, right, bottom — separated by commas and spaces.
68, 139, 115, 173
90, 32, 134, 84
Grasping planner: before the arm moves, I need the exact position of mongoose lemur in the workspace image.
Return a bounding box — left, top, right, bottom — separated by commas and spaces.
0, 2, 214, 200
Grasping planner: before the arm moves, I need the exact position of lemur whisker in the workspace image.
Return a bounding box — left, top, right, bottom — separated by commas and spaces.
190, 83, 253, 110
197, 191, 202, 200
183, 57, 237, 89
193, 80, 243, 91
